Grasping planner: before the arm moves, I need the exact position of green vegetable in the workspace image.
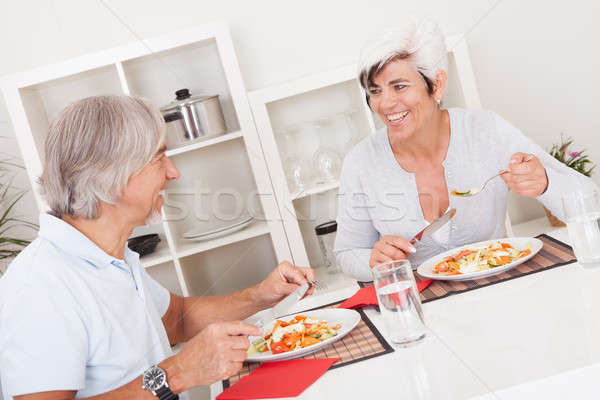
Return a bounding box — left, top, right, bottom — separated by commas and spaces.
488, 259, 499, 267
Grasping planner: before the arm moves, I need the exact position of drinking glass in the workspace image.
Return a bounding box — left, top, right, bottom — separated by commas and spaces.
372, 260, 426, 345
278, 125, 313, 193
562, 190, 600, 268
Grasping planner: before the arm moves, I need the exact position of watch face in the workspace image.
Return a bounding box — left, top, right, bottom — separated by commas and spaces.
143, 366, 166, 391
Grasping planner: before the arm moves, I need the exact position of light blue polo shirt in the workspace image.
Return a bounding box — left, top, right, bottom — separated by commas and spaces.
0, 213, 176, 398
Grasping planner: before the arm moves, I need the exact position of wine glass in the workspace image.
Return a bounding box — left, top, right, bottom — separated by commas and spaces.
311, 119, 341, 184
278, 125, 313, 193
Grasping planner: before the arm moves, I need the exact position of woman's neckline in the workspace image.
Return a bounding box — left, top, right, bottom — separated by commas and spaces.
383, 108, 454, 174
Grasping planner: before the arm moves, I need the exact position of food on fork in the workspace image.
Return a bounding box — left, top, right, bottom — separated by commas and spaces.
247, 315, 341, 355
432, 241, 532, 275
451, 188, 479, 197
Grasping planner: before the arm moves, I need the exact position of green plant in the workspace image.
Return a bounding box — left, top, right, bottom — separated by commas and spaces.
0, 158, 37, 274
549, 135, 595, 177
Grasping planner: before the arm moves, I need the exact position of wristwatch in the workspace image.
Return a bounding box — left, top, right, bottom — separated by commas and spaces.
142, 365, 179, 400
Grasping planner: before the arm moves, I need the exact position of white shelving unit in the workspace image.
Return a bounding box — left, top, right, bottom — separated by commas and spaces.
0, 22, 291, 297
248, 34, 499, 299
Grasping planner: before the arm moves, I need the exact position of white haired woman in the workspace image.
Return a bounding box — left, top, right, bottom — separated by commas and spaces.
334, 18, 597, 281
0, 95, 314, 398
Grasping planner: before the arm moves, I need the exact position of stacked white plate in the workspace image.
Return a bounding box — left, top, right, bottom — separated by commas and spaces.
183, 216, 254, 242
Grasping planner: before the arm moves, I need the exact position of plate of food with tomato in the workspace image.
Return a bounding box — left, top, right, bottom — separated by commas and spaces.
246, 308, 361, 362
417, 237, 543, 281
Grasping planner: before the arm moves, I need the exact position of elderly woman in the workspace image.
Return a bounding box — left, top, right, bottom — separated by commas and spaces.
334, 18, 597, 281
0, 96, 314, 399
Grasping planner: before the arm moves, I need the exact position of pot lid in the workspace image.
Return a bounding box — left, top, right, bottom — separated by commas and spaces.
160, 88, 219, 112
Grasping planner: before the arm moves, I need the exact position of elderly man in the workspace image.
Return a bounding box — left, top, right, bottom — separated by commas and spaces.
0, 96, 314, 399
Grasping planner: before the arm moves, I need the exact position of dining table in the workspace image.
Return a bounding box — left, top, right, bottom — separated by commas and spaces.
210, 218, 600, 399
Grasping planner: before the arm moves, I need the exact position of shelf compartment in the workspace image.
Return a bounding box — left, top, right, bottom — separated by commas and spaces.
174, 220, 270, 258
165, 130, 243, 157
289, 180, 340, 201
266, 80, 371, 171
292, 189, 340, 269
144, 261, 184, 296
139, 239, 173, 268
18, 64, 123, 164
121, 39, 240, 139
129, 222, 173, 268
179, 234, 277, 297
162, 139, 265, 248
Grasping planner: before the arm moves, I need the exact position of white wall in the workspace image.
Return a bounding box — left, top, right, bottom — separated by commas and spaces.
1, 0, 599, 226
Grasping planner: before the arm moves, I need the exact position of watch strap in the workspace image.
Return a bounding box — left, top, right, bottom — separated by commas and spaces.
155, 386, 179, 400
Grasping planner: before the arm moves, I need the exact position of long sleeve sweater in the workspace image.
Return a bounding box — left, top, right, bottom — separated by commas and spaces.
334, 108, 597, 281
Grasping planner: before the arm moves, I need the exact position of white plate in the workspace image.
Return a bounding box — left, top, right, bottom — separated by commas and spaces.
246, 308, 361, 362
417, 237, 543, 281
183, 216, 253, 240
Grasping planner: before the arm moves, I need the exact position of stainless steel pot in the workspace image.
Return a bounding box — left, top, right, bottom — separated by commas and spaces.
160, 88, 227, 143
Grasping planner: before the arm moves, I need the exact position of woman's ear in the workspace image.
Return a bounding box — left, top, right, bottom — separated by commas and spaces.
433, 70, 448, 102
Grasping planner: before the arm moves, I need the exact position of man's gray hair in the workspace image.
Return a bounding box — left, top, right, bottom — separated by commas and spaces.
39, 95, 166, 219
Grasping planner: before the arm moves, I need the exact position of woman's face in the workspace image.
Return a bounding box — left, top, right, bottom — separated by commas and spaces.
367, 59, 439, 142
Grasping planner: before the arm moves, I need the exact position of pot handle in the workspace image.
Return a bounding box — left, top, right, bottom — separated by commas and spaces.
163, 111, 182, 123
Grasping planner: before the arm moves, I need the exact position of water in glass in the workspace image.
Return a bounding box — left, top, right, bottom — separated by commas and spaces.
563, 191, 600, 268
373, 260, 426, 345
566, 211, 600, 267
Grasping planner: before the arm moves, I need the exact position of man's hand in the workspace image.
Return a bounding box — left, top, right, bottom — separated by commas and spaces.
369, 235, 416, 268
166, 321, 262, 390
255, 261, 316, 308
501, 152, 548, 198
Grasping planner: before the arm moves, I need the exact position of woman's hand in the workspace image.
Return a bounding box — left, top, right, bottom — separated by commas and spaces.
369, 235, 416, 268
501, 152, 548, 198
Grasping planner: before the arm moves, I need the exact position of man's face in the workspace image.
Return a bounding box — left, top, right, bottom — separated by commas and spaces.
119, 141, 180, 226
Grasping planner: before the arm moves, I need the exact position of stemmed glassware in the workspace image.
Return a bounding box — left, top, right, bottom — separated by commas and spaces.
277, 110, 363, 193
312, 118, 342, 185
279, 125, 313, 193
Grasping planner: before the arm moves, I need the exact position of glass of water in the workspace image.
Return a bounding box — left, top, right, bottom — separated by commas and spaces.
372, 260, 426, 345
562, 190, 600, 268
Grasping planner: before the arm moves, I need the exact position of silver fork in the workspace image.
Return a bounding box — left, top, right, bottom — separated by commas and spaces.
253, 281, 325, 328
455, 155, 534, 198
308, 280, 327, 291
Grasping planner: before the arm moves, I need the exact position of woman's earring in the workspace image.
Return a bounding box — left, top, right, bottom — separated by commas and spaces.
436, 98, 441, 106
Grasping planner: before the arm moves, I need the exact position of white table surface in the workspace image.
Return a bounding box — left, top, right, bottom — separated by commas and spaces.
212, 219, 600, 399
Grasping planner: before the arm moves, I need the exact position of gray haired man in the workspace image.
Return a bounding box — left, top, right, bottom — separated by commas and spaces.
0, 96, 314, 399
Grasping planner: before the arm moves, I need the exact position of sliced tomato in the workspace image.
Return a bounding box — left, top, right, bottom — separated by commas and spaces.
433, 261, 449, 273
519, 249, 532, 257
331, 324, 341, 330
301, 335, 321, 347
448, 261, 460, 270
499, 255, 513, 265
283, 332, 302, 348
271, 341, 290, 354
294, 315, 307, 321
455, 250, 474, 260
272, 320, 289, 332
501, 242, 513, 249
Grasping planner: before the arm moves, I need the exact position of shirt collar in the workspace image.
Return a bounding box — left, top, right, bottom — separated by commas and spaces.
38, 213, 127, 270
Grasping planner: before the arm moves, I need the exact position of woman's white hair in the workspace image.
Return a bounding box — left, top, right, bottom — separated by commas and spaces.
39, 95, 166, 219
358, 16, 447, 93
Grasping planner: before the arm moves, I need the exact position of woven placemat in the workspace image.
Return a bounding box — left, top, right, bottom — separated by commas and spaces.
222, 300, 393, 389
416, 234, 576, 303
